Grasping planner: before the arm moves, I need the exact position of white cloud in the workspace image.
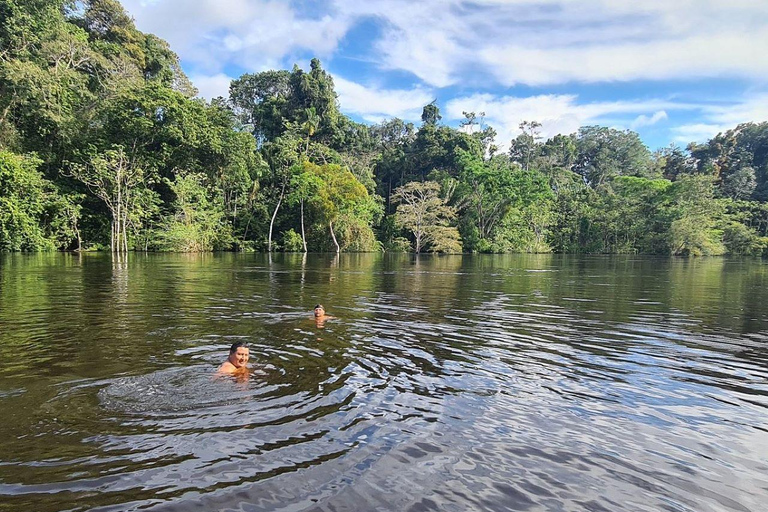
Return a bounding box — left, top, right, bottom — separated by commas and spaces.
480, 32, 768, 86
189, 73, 234, 100
445, 94, 699, 149
121, 1, 768, 87
672, 93, 768, 143
631, 111, 668, 129
446, 94, 583, 141
121, 0, 353, 73
336, 0, 768, 87
445, 92, 768, 148
375, 27, 465, 88
671, 124, 725, 145
333, 77, 434, 123
701, 93, 768, 126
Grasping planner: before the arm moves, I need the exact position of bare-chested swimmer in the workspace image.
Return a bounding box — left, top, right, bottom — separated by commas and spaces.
313, 304, 336, 328
217, 341, 250, 376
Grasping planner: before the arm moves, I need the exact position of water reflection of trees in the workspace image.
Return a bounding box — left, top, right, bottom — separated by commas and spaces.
3, 253, 766, 381
456, 255, 768, 384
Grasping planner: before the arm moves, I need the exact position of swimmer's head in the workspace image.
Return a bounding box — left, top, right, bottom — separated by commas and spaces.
314, 304, 325, 317
228, 341, 250, 368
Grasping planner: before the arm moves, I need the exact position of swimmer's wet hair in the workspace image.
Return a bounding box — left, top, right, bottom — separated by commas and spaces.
314, 304, 324, 309
229, 341, 249, 353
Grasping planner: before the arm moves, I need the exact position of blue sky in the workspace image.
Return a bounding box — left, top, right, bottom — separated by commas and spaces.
122, 0, 768, 150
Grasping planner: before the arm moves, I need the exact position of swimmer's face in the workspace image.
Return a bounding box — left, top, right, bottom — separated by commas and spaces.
314, 306, 325, 317
228, 347, 250, 368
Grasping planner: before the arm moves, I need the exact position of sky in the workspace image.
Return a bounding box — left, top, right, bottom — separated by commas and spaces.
121, 0, 768, 151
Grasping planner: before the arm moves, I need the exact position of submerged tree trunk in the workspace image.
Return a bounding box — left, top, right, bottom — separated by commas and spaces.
116, 176, 122, 253
300, 198, 307, 253
329, 220, 340, 253
122, 210, 129, 252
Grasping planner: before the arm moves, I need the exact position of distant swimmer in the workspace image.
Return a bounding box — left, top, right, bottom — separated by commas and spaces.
217, 341, 250, 376
313, 304, 336, 328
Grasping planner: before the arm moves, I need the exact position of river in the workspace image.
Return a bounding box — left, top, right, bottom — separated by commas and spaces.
0, 253, 766, 511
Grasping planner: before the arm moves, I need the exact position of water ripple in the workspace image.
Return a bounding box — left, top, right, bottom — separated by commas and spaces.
0, 254, 767, 511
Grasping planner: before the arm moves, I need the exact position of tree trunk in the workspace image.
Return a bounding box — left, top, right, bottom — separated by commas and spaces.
329, 221, 340, 253
268, 182, 285, 252
0, 103, 11, 127
123, 210, 129, 252
300, 198, 307, 253
74, 223, 82, 252
116, 177, 122, 253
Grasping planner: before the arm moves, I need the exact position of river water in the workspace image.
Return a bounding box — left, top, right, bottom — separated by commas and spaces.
0, 253, 766, 512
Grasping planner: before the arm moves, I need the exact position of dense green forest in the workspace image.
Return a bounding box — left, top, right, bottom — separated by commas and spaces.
2, 0, 768, 256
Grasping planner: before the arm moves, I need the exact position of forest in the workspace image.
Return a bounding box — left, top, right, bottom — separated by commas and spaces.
2, 0, 768, 256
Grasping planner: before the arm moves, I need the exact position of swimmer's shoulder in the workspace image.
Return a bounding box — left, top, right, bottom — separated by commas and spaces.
217, 361, 237, 374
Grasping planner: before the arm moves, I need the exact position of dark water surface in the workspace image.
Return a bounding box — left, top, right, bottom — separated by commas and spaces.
1, 253, 767, 512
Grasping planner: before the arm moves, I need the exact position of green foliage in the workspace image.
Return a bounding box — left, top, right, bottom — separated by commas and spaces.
289, 162, 323, 205
229, 70, 291, 144
490, 202, 553, 253
0, 150, 74, 250
281, 228, 303, 252
156, 173, 232, 251
689, 122, 768, 201
68, 145, 146, 251
721, 166, 757, 200
509, 120, 542, 171
303, 161, 380, 252
654, 144, 694, 181
548, 185, 600, 253
455, 148, 553, 252
386, 237, 412, 252
333, 213, 382, 252
230, 59, 341, 149
421, 102, 441, 126
668, 175, 725, 256
722, 222, 767, 256
1, 0, 767, 257
611, 176, 674, 253
573, 126, 655, 187
392, 181, 460, 253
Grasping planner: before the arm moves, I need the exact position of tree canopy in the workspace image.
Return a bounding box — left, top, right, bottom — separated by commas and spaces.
1, 0, 767, 256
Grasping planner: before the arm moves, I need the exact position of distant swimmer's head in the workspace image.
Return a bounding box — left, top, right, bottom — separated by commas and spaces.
228, 341, 250, 368
314, 304, 325, 317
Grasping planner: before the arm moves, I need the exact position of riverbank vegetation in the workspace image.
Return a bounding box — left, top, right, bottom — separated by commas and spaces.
2, 0, 768, 256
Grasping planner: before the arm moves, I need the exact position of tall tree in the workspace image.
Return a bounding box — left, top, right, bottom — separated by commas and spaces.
69, 145, 147, 252
229, 70, 291, 144
421, 101, 441, 126
289, 160, 323, 252
392, 181, 460, 253
305, 162, 377, 253
262, 135, 301, 252
573, 126, 654, 187
509, 120, 542, 172
669, 175, 725, 256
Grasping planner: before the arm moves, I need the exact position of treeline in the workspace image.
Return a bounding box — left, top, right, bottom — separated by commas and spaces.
2, 0, 767, 255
